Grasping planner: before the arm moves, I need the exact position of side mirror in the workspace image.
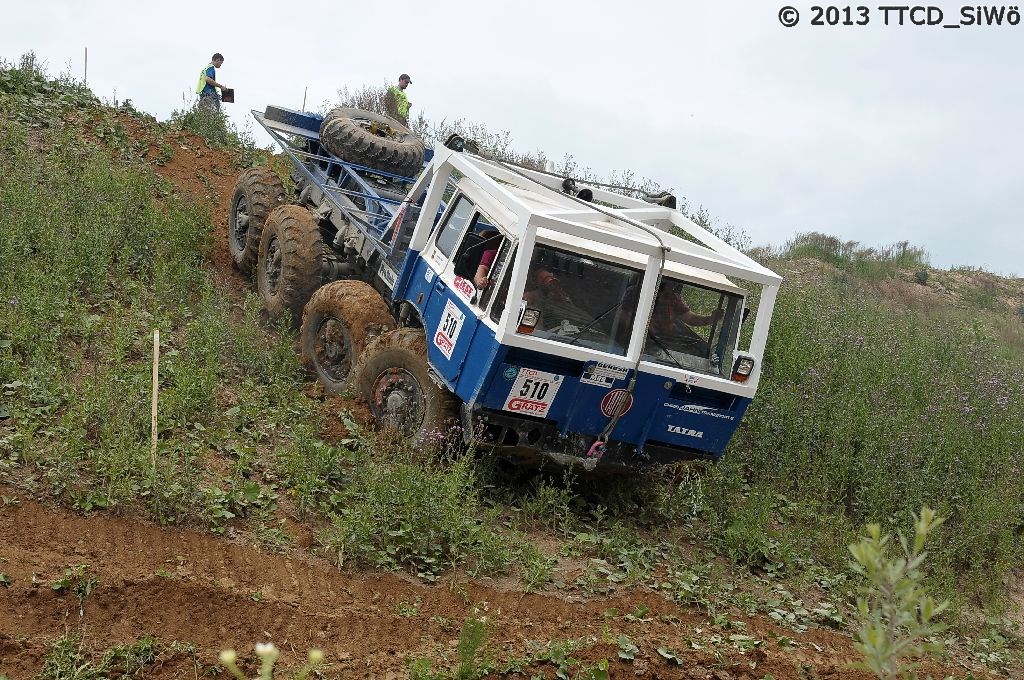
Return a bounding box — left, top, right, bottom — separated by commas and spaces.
742, 307, 751, 323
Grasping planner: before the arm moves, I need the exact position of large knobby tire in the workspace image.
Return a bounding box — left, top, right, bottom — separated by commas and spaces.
228, 167, 285, 275
319, 107, 424, 177
257, 205, 323, 326
352, 328, 459, 442
300, 280, 396, 395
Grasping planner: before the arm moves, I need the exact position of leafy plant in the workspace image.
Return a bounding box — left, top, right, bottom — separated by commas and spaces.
395, 596, 422, 618
219, 644, 324, 680
169, 103, 266, 168
39, 634, 158, 680
321, 448, 513, 580
848, 507, 949, 679
409, 615, 491, 680
51, 564, 98, 619
616, 634, 639, 661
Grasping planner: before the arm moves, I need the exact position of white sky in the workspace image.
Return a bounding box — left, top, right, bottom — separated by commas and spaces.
3, 0, 1021, 275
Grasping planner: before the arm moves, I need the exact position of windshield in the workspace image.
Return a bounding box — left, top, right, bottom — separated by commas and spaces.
642, 279, 744, 377
518, 244, 641, 356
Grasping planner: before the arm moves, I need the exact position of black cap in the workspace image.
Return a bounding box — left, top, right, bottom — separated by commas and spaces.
399, 73, 412, 83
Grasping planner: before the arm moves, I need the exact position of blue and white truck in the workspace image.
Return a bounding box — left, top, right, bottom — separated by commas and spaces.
229, 104, 782, 470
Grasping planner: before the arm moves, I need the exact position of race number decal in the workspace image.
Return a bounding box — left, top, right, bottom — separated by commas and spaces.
433, 299, 465, 360
502, 368, 563, 418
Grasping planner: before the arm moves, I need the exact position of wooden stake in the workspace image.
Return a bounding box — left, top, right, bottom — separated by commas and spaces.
84, 47, 88, 85
151, 329, 160, 470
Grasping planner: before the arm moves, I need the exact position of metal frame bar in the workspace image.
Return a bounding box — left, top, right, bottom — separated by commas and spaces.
253, 111, 417, 257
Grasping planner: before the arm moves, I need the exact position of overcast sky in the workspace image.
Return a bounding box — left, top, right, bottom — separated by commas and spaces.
3, 1, 1020, 275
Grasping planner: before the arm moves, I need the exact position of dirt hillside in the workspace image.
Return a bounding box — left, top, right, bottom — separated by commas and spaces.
2, 491, 889, 679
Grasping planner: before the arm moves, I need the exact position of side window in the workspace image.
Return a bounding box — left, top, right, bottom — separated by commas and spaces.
452, 217, 502, 277
488, 246, 516, 322
434, 195, 475, 258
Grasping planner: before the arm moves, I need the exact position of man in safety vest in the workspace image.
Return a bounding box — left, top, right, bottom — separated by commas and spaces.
386, 73, 412, 124
196, 53, 228, 113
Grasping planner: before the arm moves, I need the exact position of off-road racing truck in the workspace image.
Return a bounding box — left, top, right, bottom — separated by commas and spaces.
228, 104, 782, 470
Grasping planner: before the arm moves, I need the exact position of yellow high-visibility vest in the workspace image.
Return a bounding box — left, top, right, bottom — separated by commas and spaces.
196, 63, 214, 94
389, 85, 410, 118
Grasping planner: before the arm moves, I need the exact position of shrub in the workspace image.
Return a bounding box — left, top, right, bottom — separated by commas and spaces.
728, 281, 1024, 597
849, 507, 948, 679
169, 102, 267, 167
779, 232, 929, 280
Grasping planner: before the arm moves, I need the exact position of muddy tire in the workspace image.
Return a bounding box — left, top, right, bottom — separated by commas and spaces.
352, 328, 459, 441
257, 205, 323, 326
228, 167, 285, 276
319, 107, 425, 177
300, 280, 396, 395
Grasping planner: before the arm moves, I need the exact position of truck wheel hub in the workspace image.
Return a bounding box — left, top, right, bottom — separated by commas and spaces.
232, 197, 249, 249
371, 368, 424, 436
314, 318, 352, 381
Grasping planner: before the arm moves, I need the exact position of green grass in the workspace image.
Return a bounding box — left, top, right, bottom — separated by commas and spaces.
0, 65, 328, 535
39, 633, 161, 680
319, 443, 516, 580
0, 59, 535, 586
773, 231, 929, 281
169, 104, 267, 168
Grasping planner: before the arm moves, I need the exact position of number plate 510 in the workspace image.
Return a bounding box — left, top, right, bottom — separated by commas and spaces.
502, 368, 563, 418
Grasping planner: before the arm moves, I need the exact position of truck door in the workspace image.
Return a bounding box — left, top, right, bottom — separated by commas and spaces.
421, 195, 490, 386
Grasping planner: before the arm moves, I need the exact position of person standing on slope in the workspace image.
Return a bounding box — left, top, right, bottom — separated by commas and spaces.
387, 73, 412, 124
196, 53, 228, 113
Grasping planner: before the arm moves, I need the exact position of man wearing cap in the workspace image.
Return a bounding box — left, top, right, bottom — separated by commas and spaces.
387, 73, 412, 124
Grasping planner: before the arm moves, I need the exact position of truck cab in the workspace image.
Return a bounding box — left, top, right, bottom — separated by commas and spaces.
384, 146, 781, 469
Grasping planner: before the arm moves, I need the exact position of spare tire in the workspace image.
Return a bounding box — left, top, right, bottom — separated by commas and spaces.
319, 107, 424, 177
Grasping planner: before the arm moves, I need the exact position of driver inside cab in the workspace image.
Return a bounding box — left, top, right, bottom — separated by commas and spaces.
523, 268, 595, 333
648, 281, 723, 355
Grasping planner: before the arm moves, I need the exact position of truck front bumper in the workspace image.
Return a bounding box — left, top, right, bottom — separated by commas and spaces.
462, 406, 714, 471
